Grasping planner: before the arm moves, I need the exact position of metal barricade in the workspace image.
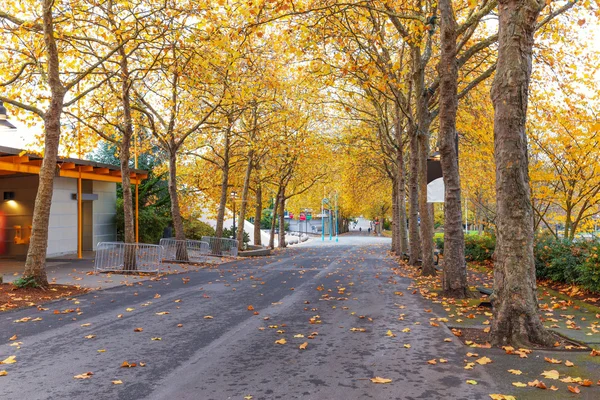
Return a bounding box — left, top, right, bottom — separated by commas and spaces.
201, 236, 239, 257
94, 242, 163, 273
159, 238, 209, 263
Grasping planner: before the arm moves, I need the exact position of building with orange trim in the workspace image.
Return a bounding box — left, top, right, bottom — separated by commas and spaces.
0, 146, 147, 258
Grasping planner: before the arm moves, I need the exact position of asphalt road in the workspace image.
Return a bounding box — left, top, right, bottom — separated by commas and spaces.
1, 234, 500, 400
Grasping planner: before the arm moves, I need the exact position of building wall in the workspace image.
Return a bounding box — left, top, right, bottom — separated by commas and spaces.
92, 180, 117, 249
0, 175, 117, 258
0, 175, 38, 258
47, 176, 78, 256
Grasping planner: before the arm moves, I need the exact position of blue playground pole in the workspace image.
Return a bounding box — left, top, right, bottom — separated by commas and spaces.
329, 208, 333, 241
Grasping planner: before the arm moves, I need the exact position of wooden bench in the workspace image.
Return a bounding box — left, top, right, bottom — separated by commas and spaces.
476, 286, 493, 308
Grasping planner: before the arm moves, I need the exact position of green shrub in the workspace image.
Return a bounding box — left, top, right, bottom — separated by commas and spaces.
13, 276, 40, 289
534, 236, 585, 283
115, 198, 170, 244
222, 226, 250, 249
434, 236, 444, 254
184, 219, 215, 240
464, 234, 495, 262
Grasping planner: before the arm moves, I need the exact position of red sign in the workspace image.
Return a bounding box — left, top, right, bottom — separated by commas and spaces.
299, 212, 306, 221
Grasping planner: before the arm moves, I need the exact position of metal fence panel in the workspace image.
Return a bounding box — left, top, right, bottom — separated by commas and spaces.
159, 239, 209, 263
94, 242, 163, 273
201, 236, 239, 257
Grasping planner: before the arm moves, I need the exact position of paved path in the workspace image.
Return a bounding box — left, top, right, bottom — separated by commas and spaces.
0, 234, 548, 399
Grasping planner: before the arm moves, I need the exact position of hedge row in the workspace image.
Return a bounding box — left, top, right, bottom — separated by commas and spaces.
435, 233, 600, 293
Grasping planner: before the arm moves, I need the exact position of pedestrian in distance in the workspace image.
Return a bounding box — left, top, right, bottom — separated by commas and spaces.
368, 227, 371, 234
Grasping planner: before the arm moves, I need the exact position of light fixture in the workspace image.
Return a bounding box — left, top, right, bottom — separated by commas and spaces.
0, 101, 17, 129
230, 190, 238, 199
3, 191, 15, 200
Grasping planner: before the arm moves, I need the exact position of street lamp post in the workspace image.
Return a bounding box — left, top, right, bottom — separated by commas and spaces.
231, 191, 238, 240
335, 193, 338, 242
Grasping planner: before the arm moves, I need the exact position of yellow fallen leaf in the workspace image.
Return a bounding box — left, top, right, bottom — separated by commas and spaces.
133, 328, 143, 332
444, 338, 452, 342
370, 377, 392, 384
244, 396, 253, 400
540, 370, 559, 380
386, 330, 396, 337
81, 323, 91, 327
439, 359, 448, 363
427, 359, 437, 365
121, 361, 136, 368
112, 380, 123, 385
544, 357, 562, 364
512, 382, 527, 387
565, 360, 574, 367
204, 316, 213, 319
476, 356, 492, 365
155, 312, 169, 315
74, 372, 93, 379
84, 335, 96, 339
507, 369, 522, 375
126, 308, 135, 312
466, 380, 477, 385
0, 356, 16, 364
97, 349, 106, 353
489, 395, 516, 400
9, 335, 17, 341
403, 344, 411, 349
151, 337, 161, 341
0, 370, 7, 376
299, 342, 308, 350
275, 339, 286, 345
402, 328, 411, 333
294, 334, 304, 338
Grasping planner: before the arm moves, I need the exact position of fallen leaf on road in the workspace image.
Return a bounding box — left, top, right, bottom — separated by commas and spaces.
155, 312, 169, 315
299, 342, 308, 350
151, 337, 161, 341
568, 386, 580, 394
9, 335, 17, 341
204, 316, 213, 319
386, 330, 396, 337
244, 396, 252, 400
508, 369, 522, 375
112, 380, 123, 385
0, 370, 7, 376
247, 305, 254, 311
74, 372, 93, 379
121, 361, 136, 368
581, 379, 593, 387
370, 377, 392, 384
565, 360, 574, 367
444, 338, 452, 342
133, 328, 143, 332
544, 357, 562, 364
439, 359, 448, 363
294, 334, 304, 338
84, 335, 96, 339
350, 328, 366, 332
404, 344, 411, 349
427, 359, 437, 365
81, 323, 91, 327
126, 308, 134, 312
402, 328, 411, 333
0, 356, 16, 364
97, 349, 105, 353
512, 382, 526, 387
476, 356, 492, 365
489, 395, 516, 400
275, 339, 286, 345
466, 380, 477, 385
528, 379, 547, 389
177, 324, 183, 328
541, 370, 559, 380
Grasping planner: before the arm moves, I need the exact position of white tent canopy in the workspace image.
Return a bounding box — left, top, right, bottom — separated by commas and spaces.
427, 178, 445, 203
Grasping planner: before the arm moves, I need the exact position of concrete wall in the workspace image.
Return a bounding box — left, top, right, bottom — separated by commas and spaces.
0, 175, 38, 258
0, 175, 117, 258
92, 181, 117, 249
47, 176, 78, 256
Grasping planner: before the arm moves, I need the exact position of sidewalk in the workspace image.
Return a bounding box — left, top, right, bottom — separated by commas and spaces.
0, 252, 229, 290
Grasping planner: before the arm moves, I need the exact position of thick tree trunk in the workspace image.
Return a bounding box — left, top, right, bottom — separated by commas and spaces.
215, 127, 231, 238
439, 0, 469, 297
408, 128, 421, 265
168, 149, 188, 261
22, 0, 65, 287
278, 195, 286, 248
490, 0, 552, 347
237, 150, 254, 250
254, 181, 262, 246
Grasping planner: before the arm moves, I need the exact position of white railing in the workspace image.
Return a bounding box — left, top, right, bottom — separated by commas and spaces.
94, 242, 163, 273
159, 238, 209, 263
201, 236, 239, 257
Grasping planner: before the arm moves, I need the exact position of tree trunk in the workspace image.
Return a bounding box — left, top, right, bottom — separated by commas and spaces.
237, 149, 254, 250
391, 176, 400, 254
439, 0, 469, 297
215, 126, 231, 238
395, 105, 409, 255
22, 0, 65, 287
117, 44, 136, 271
254, 181, 262, 246
418, 132, 435, 276
278, 195, 286, 248
490, 0, 552, 347
408, 127, 421, 265
269, 193, 279, 249
168, 149, 188, 261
